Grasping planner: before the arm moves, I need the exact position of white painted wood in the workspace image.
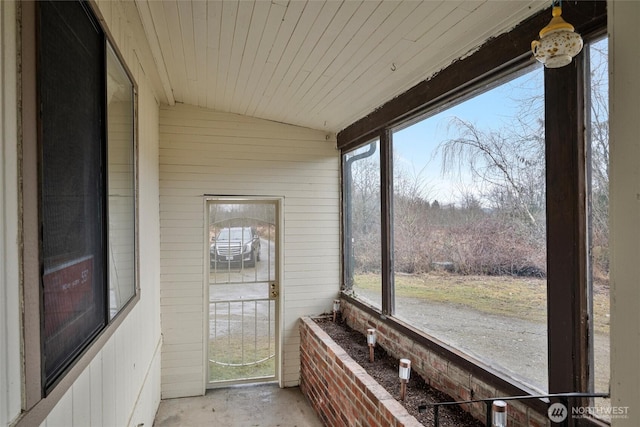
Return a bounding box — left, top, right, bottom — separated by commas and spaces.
264, 0, 344, 120
0, 2, 22, 425
222, 0, 253, 110
176, 1, 196, 84
215, 0, 238, 112
205, 0, 223, 111
245, 0, 308, 117
133, 0, 174, 105
89, 354, 103, 426
192, 0, 207, 107
136, 0, 548, 132
231, 0, 272, 112
236, 2, 288, 115
279, 0, 381, 122
609, 2, 640, 425
20, 3, 164, 426
253, 0, 325, 114
41, 389, 72, 427
71, 370, 91, 427
159, 104, 340, 394
271, 0, 414, 123
163, 0, 190, 103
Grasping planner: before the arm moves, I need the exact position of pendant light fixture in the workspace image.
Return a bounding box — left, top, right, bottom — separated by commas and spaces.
531, 0, 583, 68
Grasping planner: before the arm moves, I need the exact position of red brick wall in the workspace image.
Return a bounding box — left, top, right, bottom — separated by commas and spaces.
340, 301, 551, 427
299, 316, 422, 427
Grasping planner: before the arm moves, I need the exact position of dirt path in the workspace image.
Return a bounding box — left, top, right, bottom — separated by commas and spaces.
355, 288, 609, 393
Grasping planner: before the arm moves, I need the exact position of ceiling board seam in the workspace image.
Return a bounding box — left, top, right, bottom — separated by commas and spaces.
134, 0, 175, 105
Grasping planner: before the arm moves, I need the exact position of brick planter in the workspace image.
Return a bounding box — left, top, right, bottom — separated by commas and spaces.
299, 316, 422, 427
339, 300, 551, 427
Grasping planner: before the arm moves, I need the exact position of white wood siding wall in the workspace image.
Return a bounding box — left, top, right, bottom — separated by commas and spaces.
1, 1, 21, 425
40, 9, 163, 427
609, 1, 640, 424
0, 1, 163, 425
159, 104, 340, 397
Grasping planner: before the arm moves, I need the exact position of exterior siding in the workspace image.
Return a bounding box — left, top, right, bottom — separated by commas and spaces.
1, 1, 21, 425
1, 0, 162, 426
38, 10, 164, 427
159, 104, 340, 397
609, 1, 640, 424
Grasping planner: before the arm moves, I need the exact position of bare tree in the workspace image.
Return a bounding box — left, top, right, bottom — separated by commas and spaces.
438, 116, 545, 226
587, 40, 610, 285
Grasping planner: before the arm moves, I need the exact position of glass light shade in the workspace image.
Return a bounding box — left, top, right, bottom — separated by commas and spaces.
367, 328, 376, 345
399, 359, 411, 380
492, 400, 507, 427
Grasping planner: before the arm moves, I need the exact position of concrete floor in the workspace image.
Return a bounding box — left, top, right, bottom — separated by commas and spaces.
154, 383, 324, 427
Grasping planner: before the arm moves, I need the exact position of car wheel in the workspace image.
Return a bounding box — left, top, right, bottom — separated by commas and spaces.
246, 251, 255, 268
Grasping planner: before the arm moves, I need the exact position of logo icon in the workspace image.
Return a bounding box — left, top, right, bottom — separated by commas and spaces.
548, 402, 568, 423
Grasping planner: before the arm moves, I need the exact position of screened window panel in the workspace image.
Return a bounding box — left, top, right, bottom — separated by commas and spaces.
39, 0, 107, 389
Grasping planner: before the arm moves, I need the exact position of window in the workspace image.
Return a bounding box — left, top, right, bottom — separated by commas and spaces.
340, 1, 607, 421
586, 36, 610, 421
343, 140, 382, 309
37, 0, 136, 393
107, 42, 136, 319
391, 67, 548, 391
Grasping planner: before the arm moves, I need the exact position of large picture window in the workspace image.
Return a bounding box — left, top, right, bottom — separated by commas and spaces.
340, 2, 607, 422
38, 0, 136, 392
391, 66, 548, 391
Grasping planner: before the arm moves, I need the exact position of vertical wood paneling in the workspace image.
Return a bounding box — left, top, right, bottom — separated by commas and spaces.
71, 371, 91, 427
42, 390, 72, 427
101, 339, 117, 427
159, 104, 340, 395
89, 354, 103, 426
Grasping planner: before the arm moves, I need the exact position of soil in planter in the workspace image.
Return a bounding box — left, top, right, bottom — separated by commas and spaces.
315, 316, 484, 427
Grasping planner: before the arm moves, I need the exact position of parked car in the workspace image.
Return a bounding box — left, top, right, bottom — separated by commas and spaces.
210, 226, 261, 268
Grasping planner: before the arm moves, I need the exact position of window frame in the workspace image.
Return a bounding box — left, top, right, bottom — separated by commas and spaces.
20, 0, 139, 420
339, 2, 607, 424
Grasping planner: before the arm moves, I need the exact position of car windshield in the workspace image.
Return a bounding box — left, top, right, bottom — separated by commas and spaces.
217, 227, 251, 241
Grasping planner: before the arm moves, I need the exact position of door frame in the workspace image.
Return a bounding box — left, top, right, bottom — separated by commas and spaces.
202, 196, 284, 389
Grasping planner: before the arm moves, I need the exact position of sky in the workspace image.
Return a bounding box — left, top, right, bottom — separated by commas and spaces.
392, 65, 544, 206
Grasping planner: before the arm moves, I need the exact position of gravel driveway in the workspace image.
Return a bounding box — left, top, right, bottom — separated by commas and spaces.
355, 288, 609, 393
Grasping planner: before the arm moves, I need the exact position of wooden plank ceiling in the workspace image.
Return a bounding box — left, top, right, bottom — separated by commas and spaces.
135, 0, 547, 133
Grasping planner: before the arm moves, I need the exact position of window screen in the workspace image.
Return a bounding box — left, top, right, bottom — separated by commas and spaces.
39, 0, 107, 391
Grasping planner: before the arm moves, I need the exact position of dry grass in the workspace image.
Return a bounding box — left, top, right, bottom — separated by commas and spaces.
354, 272, 610, 334
208, 335, 275, 382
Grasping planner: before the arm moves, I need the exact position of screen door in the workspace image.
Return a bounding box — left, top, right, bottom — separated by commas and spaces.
206, 198, 279, 386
